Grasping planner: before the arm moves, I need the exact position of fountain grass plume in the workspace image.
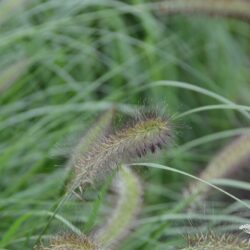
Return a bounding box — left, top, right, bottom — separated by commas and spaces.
94, 166, 142, 249
68, 108, 115, 192
182, 232, 250, 250
157, 0, 250, 23
37, 233, 102, 250
187, 133, 250, 206
71, 109, 172, 193
70, 108, 115, 167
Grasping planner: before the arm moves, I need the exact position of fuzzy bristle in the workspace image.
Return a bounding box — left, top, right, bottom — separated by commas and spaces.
182, 232, 250, 250
68, 109, 115, 193
37, 234, 101, 250
71, 108, 115, 163
71, 111, 172, 192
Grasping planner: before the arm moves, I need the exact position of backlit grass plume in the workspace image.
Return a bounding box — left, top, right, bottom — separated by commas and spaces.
37, 234, 102, 250
68, 109, 115, 192
94, 166, 142, 249
70, 108, 115, 168
157, 0, 250, 23
71, 110, 172, 193
187, 134, 250, 205
182, 232, 250, 250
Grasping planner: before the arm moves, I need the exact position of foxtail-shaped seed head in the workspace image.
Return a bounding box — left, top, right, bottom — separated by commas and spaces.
37, 234, 102, 250
182, 232, 250, 250
157, 0, 250, 23
71, 110, 172, 192
70, 108, 115, 165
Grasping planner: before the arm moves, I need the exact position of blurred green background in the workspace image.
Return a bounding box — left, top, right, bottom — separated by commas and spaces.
0, 1, 250, 249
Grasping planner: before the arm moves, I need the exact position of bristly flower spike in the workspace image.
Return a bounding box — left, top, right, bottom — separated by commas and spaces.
181, 232, 250, 250
157, 0, 250, 23
36, 233, 103, 250
71, 109, 172, 193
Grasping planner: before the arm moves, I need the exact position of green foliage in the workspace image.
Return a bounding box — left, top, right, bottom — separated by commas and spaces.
1, 0, 250, 249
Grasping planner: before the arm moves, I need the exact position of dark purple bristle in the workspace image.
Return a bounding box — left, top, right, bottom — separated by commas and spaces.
136, 149, 142, 158
150, 144, 156, 153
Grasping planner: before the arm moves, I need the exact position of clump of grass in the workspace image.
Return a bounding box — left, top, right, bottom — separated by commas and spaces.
2, 1, 250, 249
182, 232, 250, 250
